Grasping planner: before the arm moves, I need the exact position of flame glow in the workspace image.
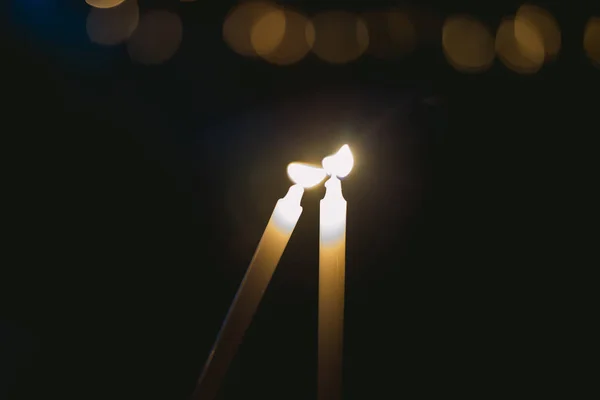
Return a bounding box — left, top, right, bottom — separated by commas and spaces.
287, 163, 327, 188
322, 144, 354, 178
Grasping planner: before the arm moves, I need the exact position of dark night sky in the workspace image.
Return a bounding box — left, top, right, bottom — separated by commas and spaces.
2, 0, 598, 399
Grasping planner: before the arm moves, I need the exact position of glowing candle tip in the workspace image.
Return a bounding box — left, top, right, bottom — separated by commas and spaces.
283, 183, 304, 205
323, 176, 343, 200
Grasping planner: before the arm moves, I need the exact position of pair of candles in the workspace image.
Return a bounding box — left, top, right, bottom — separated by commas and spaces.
193, 145, 354, 400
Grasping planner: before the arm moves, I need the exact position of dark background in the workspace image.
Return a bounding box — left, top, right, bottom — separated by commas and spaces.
2, 0, 598, 399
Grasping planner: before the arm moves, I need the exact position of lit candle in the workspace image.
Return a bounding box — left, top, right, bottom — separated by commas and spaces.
193, 162, 327, 400
318, 144, 354, 400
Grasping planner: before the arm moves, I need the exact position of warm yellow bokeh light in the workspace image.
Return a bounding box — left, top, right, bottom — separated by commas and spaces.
86, 0, 139, 46
356, 19, 370, 53
408, 7, 443, 46
322, 145, 353, 178
287, 163, 327, 188
223, 1, 281, 57
260, 10, 315, 65
86, 0, 125, 9
442, 15, 495, 73
362, 11, 389, 58
584, 17, 600, 67
127, 10, 183, 65
251, 8, 286, 56
387, 10, 417, 55
362, 10, 416, 59
513, 18, 546, 62
311, 11, 369, 64
305, 20, 316, 48
516, 4, 561, 60
496, 17, 544, 74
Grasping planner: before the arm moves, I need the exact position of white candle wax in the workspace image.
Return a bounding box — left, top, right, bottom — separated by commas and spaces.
194, 163, 326, 400
318, 176, 347, 400
318, 145, 353, 400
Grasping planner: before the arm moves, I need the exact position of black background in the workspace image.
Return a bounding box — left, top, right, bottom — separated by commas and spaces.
2, 0, 598, 399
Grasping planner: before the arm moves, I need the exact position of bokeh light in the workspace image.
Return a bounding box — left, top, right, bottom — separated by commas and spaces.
250, 7, 286, 56
259, 10, 315, 65
496, 17, 544, 74
86, 0, 125, 9
86, 0, 139, 46
223, 1, 282, 57
310, 11, 369, 64
584, 17, 600, 67
442, 15, 494, 73
409, 7, 442, 46
515, 4, 561, 60
387, 10, 417, 55
127, 10, 183, 65
362, 10, 416, 59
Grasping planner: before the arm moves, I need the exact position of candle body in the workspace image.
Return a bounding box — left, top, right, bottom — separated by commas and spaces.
193, 185, 303, 400
318, 177, 346, 400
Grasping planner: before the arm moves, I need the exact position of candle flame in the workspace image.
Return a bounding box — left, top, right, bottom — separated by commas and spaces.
322, 144, 353, 178
287, 163, 327, 188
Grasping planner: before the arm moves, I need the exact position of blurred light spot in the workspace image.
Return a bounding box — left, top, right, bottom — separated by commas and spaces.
127, 10, 182, 65
305, 21, 316, 47
86, 0, 125, 9
387, 10, 417, 54
361, 11, 388, 58
223, 1, 281, 57
251, 8, 286, 56
260, 10, 315, 65
584, 17, 600, 67
442, 15, 494, 73
513, 18, 546, 62
515, 4, 561, 61
311, 11, 369, 64
409, 7, 442, 46
362, 10, 416, 59
86, 0, 139, 46
496, 17, 544, 74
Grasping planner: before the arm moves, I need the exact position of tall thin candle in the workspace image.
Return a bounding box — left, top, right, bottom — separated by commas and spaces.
318, 145, 354, 400
193, 163, 327, 400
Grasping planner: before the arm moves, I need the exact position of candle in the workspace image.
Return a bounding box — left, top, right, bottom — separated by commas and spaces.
193, 162, 327, 400
318, 144, 354, 400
